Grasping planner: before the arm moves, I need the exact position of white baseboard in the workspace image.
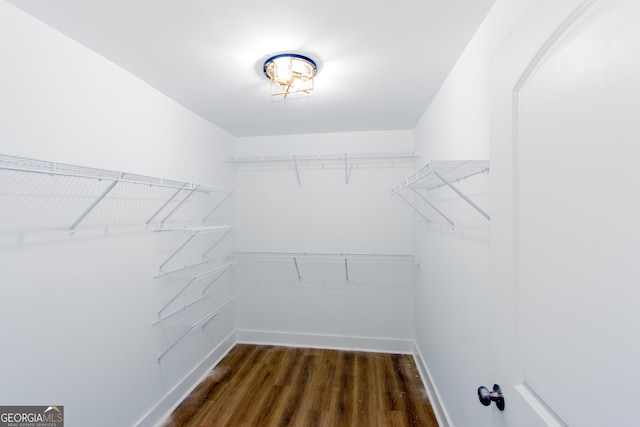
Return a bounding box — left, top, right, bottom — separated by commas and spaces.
412, 342, 453, 427
236, 329, 414, 354
134, 331, 237, 427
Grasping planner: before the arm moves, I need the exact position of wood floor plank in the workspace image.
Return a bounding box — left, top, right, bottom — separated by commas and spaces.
193, 345, 271, 426
164, 344, 439, 427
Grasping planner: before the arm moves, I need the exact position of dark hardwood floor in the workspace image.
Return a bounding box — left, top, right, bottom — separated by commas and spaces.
164, 344, 439, 427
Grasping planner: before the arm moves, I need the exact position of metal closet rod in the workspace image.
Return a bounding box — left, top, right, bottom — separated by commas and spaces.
0, 154, 233, 194
227, 152, 419, 164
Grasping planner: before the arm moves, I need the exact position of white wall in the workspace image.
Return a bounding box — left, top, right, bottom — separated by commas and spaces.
0, 2, 235, 426
234, 131, 417, 351
412, 0, 533, 426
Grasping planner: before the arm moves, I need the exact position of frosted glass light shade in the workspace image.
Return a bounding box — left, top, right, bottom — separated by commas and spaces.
263, 53, 317, 98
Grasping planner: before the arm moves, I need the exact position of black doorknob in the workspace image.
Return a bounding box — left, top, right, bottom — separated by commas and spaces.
478, 384, 505, 411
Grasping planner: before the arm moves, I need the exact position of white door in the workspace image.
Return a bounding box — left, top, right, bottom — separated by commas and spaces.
489, 0, 640, 426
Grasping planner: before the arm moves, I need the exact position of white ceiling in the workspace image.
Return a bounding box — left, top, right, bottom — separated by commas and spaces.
8, 0, 495, 137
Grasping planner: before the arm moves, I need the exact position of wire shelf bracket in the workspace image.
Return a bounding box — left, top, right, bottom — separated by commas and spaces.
69, 178, 120, 234
409, 186, 454, 228
156, 261, 237, 319
152, 295, 208, 326
155, 225, 235, 274
293, 155, 301, 186
156, 296, 237, 363
396, 192, 432, 225
158, 186, 200, 226
432, 170, 490, 221
202, 192, 234, 224
344, 258, 349, 283
145, 184, 189, 226
288, 256, 352, 282
293, 257, 301, 280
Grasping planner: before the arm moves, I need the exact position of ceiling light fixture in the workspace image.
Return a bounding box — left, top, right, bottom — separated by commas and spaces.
263, 53, 317, 99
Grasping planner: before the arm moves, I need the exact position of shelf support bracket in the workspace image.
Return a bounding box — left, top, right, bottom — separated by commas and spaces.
200, 298, 235, 329
293, 155, 301, 186
201, 227, 234, 260
157, 326, 192, 364
146, 184, 187, 226
158, 263, 235, 318
201, 262, 235, 294
344, 155, 355, 184
409, 186, 455, 229
432, 171, 490, 221
153, 260, 210, 279
160, 185, 200, 226
157, 272, 200, 319
396, 193, 431, 224
156, 298, 235, 363
345, 258, 349, 282
69, 177, 120, 234
202, 192, 233, 224
153, 295, 208, 325
158, 232, 199, 272
293, 257, 301, 280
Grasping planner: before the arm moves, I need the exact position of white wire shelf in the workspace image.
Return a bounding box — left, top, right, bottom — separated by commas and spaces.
154, 225, 235, 233
227, 152, 419, 165
0, 154, 233, 194
231, 251, 418, 264
231, 251, 417, 283
392, 160, 490, 226
0, 154, 234, 233
392, 160, 489, 193
227, 152, 419, 185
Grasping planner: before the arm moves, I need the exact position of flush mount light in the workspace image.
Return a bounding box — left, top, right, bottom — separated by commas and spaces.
263, 53, 317, 99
